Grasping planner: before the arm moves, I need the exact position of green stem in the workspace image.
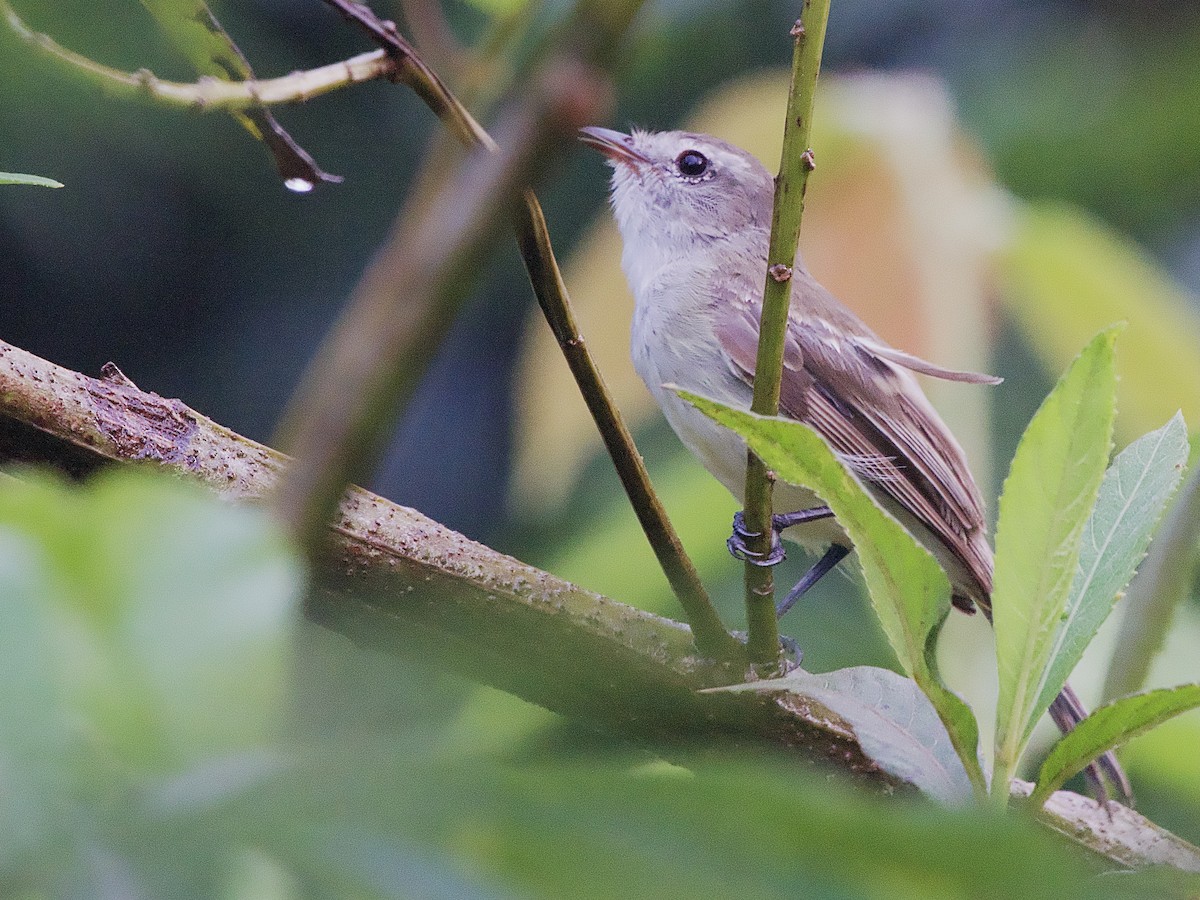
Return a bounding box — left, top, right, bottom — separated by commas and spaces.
742, 2, 832, 669
992, 753, 1016, 810
742, 454, 780, 666
994, 692, 1044, 807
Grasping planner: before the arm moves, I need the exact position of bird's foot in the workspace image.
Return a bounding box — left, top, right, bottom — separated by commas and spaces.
726, 506, 836, 567
727, 511, 786, 566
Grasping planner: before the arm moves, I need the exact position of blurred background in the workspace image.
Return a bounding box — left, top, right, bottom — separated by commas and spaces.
3, 0, 1200, 892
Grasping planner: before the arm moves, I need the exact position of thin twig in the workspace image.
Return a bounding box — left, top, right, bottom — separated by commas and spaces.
136, 0, 342, 186
742, 6, 832, 669
514, 194, 739, 659
7, 0, 731, 658
0, 0, 493, 153
320, 0, 496, 151
1, 1, 397, 109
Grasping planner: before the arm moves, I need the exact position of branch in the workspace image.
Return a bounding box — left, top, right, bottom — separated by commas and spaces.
5, 0, 728, 658
2, 338, 1198, 872
1, 0, 346, 187
742, 6, 832, 667
6, 0, 731, 661
319, 0, 496, 151
0, 338, 875, 776
6, 23, 393, 109
1021, 781, 1200, 873
0, 0, 486, 149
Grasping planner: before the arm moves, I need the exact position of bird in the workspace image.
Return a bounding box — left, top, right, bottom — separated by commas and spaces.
580, 124, 1130, 802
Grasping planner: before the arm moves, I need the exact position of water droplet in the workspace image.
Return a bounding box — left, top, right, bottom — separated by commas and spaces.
285, 177, 315, 194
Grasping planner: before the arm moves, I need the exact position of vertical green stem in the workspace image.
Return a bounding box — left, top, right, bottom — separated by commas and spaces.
742, 2, 832, 669
992, 754, 1016, 810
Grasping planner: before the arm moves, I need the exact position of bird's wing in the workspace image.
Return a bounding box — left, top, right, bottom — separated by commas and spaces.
715, 295, 993, 604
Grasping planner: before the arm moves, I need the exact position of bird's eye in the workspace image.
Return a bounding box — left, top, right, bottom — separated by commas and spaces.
675, 150, 709, 179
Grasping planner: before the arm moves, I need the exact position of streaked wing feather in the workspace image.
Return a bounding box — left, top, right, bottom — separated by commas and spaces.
715, 296, 992, 603
801, 384, 954, 534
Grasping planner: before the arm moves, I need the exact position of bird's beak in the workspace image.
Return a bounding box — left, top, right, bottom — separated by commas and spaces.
578, 126, 651, 166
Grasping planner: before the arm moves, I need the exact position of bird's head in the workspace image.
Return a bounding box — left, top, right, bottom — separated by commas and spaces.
579, 127, 774, 255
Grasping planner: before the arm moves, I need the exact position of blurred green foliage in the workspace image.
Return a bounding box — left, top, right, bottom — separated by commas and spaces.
4, 471, 1200, 898
960, 14, 1200, 238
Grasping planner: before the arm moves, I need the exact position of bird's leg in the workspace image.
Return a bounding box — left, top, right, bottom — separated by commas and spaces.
1049, 686, 1134, 807
776, 544, 851, 619
726, 506, 834, 566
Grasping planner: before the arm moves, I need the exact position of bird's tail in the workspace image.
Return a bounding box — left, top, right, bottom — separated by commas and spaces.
1048, 681, 1133, 806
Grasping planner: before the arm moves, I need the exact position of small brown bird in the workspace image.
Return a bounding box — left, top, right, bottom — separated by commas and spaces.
581, 125, 1129, 801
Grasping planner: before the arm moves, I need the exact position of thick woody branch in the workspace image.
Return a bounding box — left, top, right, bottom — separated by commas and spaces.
1, 338, 1197, 872
0, 339, 877, 775
4, 0, 728, 660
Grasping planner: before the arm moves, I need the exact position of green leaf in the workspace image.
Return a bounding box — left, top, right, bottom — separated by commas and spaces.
1031, 684, 1200, 808
0, 471, 303, 772
1031, 413, 1190, 722
680, 391, 985, 794
206, 746, 1191, 898
1104, 462, 1200, 701
0, 172, 63, 187
0, 533, 71, 874
680, 394, 944, 673
992, 327, 1120, 774
707, 665, 974, 803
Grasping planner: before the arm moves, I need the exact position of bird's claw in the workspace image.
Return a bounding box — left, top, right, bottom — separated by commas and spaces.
727, 511, 786, 566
